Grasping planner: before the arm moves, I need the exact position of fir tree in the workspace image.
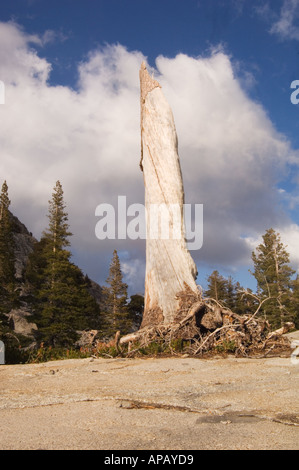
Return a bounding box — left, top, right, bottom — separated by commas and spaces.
233, 283, 257, 316
127, 294, 144, 330
25, 181, 100, 347
205, 271, 257, 316
225, 276, 237, 311
0, 181, 16, 313
291, 275, 299, 329
205, 270, 227, 303
103, 250, 129, 335
250, 228, 295, 327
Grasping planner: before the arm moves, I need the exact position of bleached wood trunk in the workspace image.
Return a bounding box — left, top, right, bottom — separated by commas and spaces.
140, 62, 198, 327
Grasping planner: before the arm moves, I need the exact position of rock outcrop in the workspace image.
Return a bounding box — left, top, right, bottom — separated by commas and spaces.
2, 213, 38, 338
5, 212, 103, 340
10, 212, 36, 280
8, 309, 38, 337
87, 279, 103, 306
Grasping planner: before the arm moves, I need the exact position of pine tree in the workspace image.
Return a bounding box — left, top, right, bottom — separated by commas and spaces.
233, 283, 257, 316
103, 250, 129, 335
205, 271, 258, 316
44, 181, 72, 252
25, 181, 100, 347
205, 270, 227, 303
224, 276, 237, 311
0, 181, 16, 313
251, 228, 295, 327
290, 275, 299, 329
127, 294, 144, 330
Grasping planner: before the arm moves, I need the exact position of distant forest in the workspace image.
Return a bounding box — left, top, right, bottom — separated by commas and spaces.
0, 180, 298, 363
0, 180, 143, 361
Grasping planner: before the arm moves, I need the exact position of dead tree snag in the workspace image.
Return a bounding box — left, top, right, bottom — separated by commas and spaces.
139, 62, 199, 327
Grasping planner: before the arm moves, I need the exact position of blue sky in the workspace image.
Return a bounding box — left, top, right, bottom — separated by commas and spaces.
2, 0, 299, 138
0, 0, 299, 293
0, 0, 297, 139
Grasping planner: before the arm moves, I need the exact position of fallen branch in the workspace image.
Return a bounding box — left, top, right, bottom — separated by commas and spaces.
194, 323, 241, 355
114, 330, 122, 355
178, 301, 205, 327
266, 322, 294, 340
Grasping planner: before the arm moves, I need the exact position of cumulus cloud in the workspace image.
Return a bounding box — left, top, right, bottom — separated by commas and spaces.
154, 52, 299, 267
120, 255, 146, 295
280, 224, 299, 271
0, 21, 298, 292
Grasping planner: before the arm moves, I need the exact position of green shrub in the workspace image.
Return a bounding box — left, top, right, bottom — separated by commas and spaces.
215, 340, 237, 353
26, 345, 90, 363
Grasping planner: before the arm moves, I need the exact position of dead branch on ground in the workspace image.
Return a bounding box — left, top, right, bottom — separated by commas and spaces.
116, 286, 294, 358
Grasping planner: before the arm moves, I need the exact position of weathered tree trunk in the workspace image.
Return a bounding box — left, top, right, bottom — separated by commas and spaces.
139, 62, 198, 327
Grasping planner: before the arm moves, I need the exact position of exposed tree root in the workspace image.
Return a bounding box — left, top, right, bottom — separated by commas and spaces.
117, 287, 294, 358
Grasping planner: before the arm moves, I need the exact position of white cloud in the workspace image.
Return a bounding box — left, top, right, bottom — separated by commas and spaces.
0, 21, 51, 86
153, 52, 299, 265
0, 21, 298, 290
120, 255, 146, 295
270, 0, 299, 40
279, 224, 299, 271
39, 29, 68, 46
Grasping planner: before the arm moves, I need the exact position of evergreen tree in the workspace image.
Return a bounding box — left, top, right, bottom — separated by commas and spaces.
225, 276, 237, 311
103, 250, 129, 335
205, 270, 227, 303
127, 294, 144, 330
44, 181, 72, 254
0, 181, 16, 314
250, 228, 295, 327
233, 283, 256, 316
205, 271, 257, 316
25, 181, 100, 347
290, 275, 299, 329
